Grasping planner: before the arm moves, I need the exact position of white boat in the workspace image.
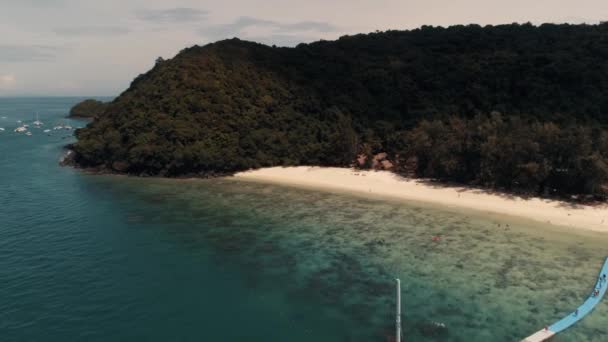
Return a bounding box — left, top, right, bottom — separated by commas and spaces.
16, 120, 22, 123
14, 126, 27, 133
1, 116, 6, 119
0, 128, 4, 132
25, 131, 32, 136
53, 125, 63, 130
43, 129, 51, 133
33, 113, 43, 127
23, 124, 29, 128
64, 125, 73, 130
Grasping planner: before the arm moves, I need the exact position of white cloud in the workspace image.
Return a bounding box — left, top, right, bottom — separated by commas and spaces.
0, 74, 16, 89
135, 8, 208, 24
53, 26, 131, 36
0, 45, 61, 62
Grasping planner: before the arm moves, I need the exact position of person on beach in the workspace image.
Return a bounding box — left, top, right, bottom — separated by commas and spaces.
574, 309, 579, 317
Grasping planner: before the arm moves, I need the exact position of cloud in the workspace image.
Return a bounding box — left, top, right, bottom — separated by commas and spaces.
135, 8, 208, 24
53, 26, 131, 36
279, 21, 337, 33
202, 16, 339, 45
0, 0, 64, 6
0, 45, 60, 62
0, 74, 16, 89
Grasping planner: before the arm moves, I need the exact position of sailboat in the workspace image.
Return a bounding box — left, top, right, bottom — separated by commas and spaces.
33, 113, 43, 127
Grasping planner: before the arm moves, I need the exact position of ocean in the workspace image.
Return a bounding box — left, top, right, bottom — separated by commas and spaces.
1, 97, 607, 341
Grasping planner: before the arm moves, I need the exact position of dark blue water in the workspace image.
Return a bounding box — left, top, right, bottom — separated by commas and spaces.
0, 98, 371, 341
2, 98, 608, 341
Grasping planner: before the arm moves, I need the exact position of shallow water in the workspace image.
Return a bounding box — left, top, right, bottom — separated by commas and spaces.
2, 98, 608, 341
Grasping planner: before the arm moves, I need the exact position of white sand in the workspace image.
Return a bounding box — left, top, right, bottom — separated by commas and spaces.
234, 166, 608, 232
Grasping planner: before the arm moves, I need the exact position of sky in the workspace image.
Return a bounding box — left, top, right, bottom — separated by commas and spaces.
0, 0, 606, 96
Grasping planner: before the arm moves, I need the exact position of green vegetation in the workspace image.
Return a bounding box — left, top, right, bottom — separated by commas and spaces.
405, 114, 608, 197
72, 23, 608, 198
69, 99, 108, 118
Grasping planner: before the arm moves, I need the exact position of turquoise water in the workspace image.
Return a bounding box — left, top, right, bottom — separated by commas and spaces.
2, 97, 608, 341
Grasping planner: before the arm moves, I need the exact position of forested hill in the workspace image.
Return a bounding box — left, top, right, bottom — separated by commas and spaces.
69, 99, 108, 118
72, 23, 608, 198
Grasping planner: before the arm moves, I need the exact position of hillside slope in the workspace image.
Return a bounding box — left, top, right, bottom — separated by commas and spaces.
72, 23, 608, 197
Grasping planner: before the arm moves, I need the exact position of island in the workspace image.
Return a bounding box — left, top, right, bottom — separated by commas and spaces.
69, 99, 109, 118
69, 23, 608, 200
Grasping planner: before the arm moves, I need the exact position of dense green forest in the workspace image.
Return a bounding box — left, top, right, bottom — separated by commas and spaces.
71, 23, 608, 199
69, 99, 108, 118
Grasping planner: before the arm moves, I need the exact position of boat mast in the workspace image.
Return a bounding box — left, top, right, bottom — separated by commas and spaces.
396, 278, 402, 342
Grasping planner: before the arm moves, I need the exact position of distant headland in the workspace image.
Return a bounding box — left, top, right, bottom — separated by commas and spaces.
68, 99, 109, 118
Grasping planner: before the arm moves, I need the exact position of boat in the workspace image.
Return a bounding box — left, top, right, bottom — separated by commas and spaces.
0, 128, 4, 131
32, 113, 43, 127
43, 129, 51, 133
54, 120, 72, 130
25, 132, 32, 136
14, 126, 27, 133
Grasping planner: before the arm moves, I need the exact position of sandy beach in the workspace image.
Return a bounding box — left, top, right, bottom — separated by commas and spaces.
234, 166, 608, 232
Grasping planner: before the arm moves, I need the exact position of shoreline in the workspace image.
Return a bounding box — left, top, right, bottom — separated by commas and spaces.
234, 166, 608, 232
